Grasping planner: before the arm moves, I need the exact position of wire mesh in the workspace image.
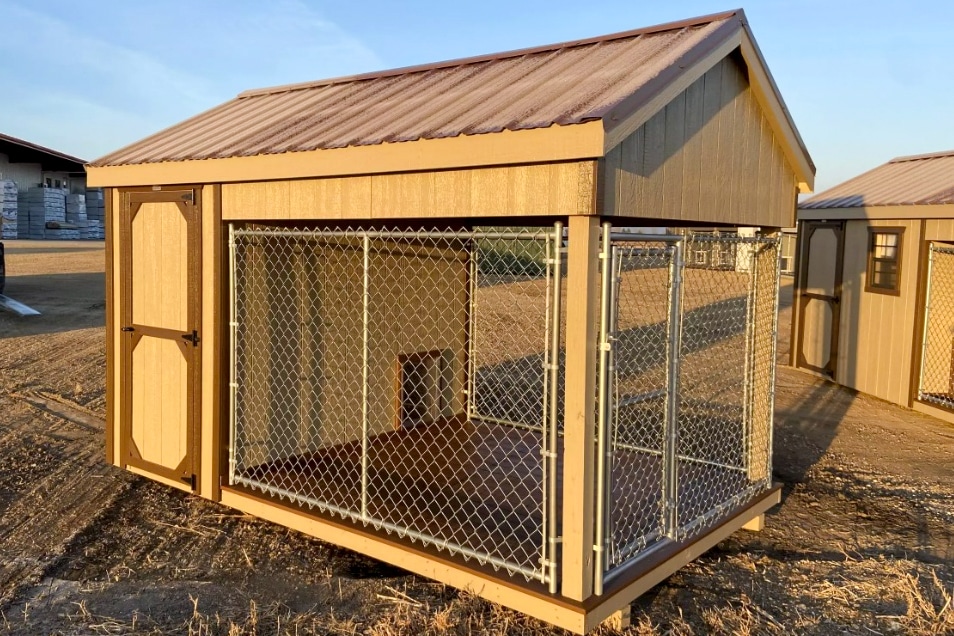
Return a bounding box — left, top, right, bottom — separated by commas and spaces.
599, 230, 780, 580
229, 225, 561, 583
918, 244, 954, 409
677, 235, 778, 538
601, 240, 675, 569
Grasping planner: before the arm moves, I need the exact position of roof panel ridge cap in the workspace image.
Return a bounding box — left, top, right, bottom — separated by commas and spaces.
890, 149, 954, 163
236, 10, 742, 100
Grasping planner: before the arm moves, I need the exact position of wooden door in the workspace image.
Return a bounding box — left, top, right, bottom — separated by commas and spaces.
797, 221, 844, 377
119, 189, 201, 489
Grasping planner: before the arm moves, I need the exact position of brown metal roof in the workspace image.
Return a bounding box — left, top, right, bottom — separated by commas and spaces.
92, 11, 748, 167
800, 150, 954, 209
0, 133, 86, 171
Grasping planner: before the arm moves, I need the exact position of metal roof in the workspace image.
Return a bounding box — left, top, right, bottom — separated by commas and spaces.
0, 133, 86, 171
92, 11, 749, 167
800, 150, 954, 209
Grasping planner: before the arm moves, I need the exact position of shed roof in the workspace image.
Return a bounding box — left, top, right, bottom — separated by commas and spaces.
0, 133, 86, 173
800, 150, 954, 210
88, 9, 814, 191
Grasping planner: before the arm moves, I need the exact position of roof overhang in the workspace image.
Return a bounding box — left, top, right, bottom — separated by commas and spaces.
86, 121, 605, 188
798, 203, 954, 221
600, 12, 815, 194
0, 133, 86, 173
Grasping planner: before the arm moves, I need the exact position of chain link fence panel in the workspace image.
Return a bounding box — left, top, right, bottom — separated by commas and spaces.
918, 244, 954, 409
598, 230, 780, 583
229, 225, 562, 584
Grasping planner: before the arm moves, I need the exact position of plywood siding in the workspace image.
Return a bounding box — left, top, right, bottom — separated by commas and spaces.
221, 162, 594, 221
600, 55, 796, 228
836, 219, 921, 405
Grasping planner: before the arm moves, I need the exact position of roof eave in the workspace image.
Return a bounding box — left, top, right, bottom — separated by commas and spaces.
798, 203, 954, 221
86, 122, 606, 188
737, 17, 815, 193
0, 133, 86, 169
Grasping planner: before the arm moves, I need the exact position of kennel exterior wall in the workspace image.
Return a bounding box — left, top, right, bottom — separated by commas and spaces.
792, 208, 954, 424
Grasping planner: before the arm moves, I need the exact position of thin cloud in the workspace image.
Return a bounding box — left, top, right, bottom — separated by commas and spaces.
0, 0, 381, 158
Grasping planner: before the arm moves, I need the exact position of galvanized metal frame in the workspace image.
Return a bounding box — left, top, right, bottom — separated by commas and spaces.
917, 243, 936, 402
595, 225, 780, 590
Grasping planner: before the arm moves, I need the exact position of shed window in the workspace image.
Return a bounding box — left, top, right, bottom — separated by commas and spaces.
866, 228, 903, 294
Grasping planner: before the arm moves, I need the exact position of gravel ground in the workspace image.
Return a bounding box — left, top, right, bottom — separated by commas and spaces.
0, 240, 950, 635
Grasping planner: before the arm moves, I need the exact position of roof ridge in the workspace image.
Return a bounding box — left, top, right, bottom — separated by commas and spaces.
890, 149, 954, 163
237, 9, 741, 99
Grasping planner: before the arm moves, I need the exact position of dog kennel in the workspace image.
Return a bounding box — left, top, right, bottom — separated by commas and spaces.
89, 10, 813, 632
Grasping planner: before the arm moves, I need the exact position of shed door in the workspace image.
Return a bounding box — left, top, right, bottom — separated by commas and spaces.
119, 189, 201, 489
797, 221, 844, 377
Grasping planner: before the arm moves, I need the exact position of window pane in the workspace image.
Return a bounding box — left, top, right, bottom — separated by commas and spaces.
868, 231, 901, 292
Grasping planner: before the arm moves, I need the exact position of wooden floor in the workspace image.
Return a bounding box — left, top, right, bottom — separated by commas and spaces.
237, 416, 755, 577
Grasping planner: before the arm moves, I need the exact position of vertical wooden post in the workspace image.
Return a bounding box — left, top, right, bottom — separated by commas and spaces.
561, 215, 600, 601
200, 185, 222, 500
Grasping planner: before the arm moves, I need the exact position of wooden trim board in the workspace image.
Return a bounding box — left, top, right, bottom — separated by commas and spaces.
86, 122, 605, 188
561, 215, 600, 601
104, 187, 115, 465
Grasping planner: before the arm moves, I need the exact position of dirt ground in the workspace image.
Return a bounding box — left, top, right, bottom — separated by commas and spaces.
0, 240, 951, 635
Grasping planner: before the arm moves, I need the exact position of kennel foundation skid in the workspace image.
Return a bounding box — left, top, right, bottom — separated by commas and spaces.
92, 10, 813, 633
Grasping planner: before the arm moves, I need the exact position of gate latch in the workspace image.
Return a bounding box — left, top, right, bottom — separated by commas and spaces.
181, 330, 200, 347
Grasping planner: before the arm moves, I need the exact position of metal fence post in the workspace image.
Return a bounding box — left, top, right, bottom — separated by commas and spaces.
742, 243, 758, 473
918, 244, 936, 400
547, 221, 563, 594
767, 238, 782, 484
662, 240, 684, 539
466, 238, 479, 420
593, 221, 613, 596
227, 223, 238, 485
360, 232, 370, 521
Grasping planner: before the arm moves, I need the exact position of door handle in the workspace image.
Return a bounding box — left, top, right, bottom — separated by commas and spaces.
121, 326, 135, 332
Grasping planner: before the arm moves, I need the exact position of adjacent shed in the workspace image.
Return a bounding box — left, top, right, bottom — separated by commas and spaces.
89, 10, 814, 632
795, 150, 954, 425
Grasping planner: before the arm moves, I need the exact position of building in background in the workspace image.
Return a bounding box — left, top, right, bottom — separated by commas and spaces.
793, 150, 954, 424
0, 133, 102, 240
0, 133, 86, 193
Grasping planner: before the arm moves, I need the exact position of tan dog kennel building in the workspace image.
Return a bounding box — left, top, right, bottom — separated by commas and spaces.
89, 10, 814, 632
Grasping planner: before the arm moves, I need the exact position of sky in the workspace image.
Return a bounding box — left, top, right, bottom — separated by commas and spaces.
0, 0, 952, 193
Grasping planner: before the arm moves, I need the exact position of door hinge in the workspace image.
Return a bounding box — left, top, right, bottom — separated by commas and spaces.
181, 330, 200, 347
183, 474, 196, 490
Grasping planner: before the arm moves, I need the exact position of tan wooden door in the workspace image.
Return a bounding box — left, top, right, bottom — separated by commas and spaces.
119, 189, 201, 489
797, 222, 844, 376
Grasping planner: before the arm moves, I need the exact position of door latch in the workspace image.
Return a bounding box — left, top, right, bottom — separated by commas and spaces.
120, 326, 135, 333
181, 330, 200, 347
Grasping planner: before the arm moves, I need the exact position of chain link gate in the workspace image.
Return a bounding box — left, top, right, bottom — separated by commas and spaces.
595, 228, 780, 589
228, 225, 563, 588
918, 243, 954, 409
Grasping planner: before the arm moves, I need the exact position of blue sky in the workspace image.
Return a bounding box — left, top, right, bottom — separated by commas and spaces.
0, 0, 951, 192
